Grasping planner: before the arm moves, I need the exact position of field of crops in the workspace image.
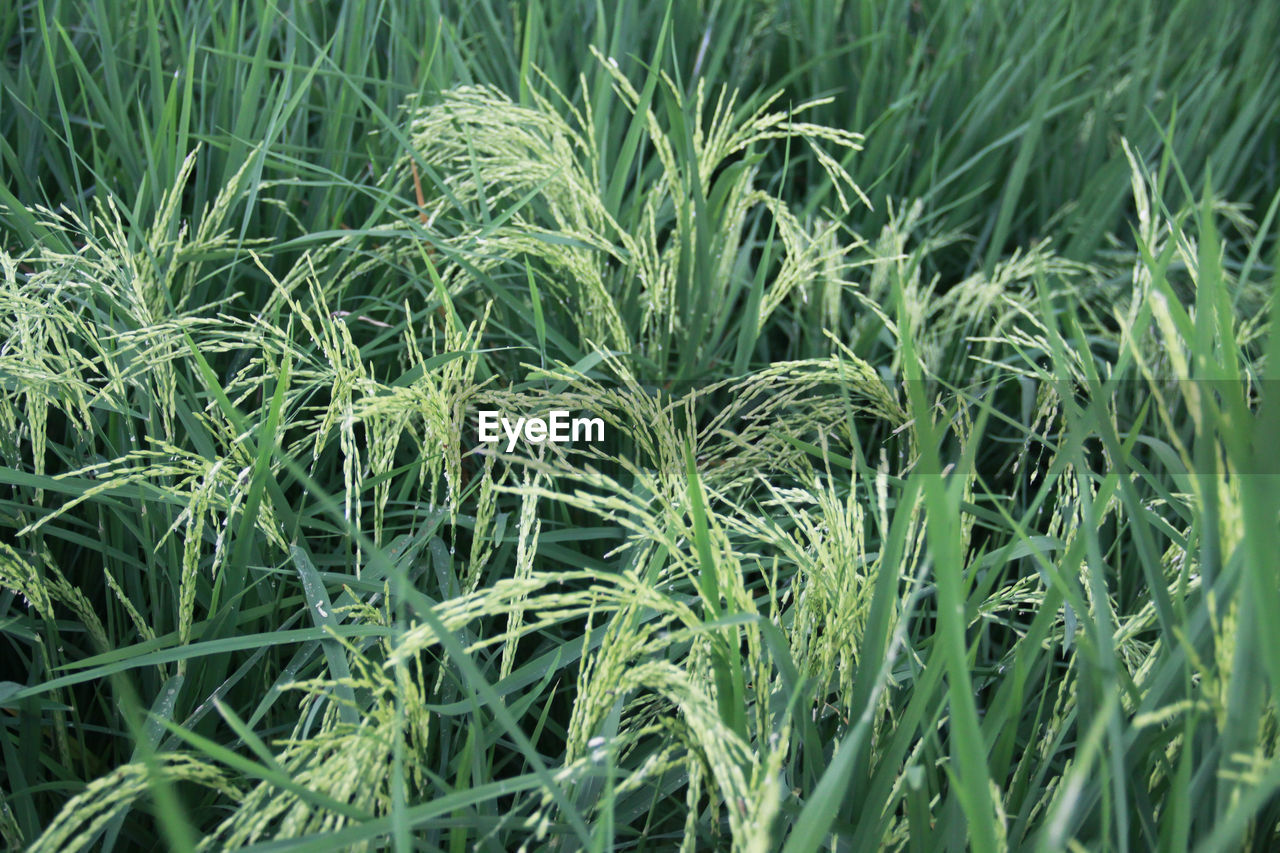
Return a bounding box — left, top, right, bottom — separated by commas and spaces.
3, 2, 1280, 850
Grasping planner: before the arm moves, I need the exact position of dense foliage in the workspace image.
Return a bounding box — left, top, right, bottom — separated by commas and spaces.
2, 1, 1279, 850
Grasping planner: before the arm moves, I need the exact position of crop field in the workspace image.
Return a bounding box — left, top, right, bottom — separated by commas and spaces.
2, 1, 1280, 850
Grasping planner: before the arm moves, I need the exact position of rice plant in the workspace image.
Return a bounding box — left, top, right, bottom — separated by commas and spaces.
2, 1, 1279, 850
